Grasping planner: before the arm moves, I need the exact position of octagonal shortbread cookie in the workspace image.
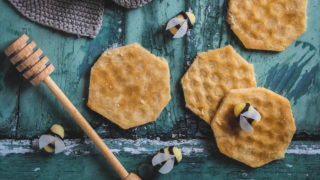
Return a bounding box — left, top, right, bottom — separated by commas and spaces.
228, 0, 307, 51
181, 45, 256, 124
88, 43, 171, 129
211, 88, 296, 168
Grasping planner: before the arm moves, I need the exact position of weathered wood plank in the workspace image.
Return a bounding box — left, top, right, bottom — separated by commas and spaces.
1, 0, 319, 179
124, 0, 188, 136
0, 0, 319, 138
0, 52, 20, 138
0, 139, 319, 179
15, 3, 126, 138
0, 0, 29, 138
215, 0, 320, 136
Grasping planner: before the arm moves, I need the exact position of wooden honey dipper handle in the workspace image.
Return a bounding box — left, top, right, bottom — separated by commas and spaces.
43, 77, 131, 179
4, 34, 140, 180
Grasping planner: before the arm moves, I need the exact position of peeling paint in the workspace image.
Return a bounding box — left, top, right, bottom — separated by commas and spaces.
0, 139, 319, 156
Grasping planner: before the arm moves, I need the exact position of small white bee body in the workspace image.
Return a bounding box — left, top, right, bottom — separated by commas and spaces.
239, 109, 261, 131
39, 134, 66, 154
38, 124, 66, 154
152, 153, 176, 174
166, 11, 196, 39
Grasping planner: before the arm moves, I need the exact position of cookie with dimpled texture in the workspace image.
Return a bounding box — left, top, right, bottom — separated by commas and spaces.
228, 0, 307, 51
181, 45, 256, 124
88, 43, 171, 129
211, 87, 296, 168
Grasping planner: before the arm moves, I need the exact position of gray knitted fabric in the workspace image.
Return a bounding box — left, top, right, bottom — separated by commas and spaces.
112, 0, 153, 9
8, 0, 104, 38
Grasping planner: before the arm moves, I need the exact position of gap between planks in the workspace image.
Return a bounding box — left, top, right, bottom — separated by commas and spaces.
0, 138, 319, 156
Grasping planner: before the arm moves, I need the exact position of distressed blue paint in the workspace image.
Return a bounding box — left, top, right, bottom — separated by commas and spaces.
288, 64, 320, 102
78, 5, 125, 79
0, 0, 319, 178
295, 41, 316, 52
265, 41, 318, 104
78, 35, 104, 79
0, 0, 319, 138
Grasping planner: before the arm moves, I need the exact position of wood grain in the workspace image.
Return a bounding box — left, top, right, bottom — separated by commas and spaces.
0, 139, 319, 179
0, 0, 319, 138
0, 0, 319, 179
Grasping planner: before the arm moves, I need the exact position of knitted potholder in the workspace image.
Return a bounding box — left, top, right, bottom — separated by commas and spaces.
8, 0, 104, 38
112, 0, 153, 9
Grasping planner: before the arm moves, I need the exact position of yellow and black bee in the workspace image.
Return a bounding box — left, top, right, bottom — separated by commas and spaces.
39, 124, 65, 154
152, 146, 182, 174
234, 103, 261, 131
166, 11, 196, 38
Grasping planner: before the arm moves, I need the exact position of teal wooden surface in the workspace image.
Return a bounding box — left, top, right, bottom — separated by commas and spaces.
1, 0, 320, 138
0, 0, 320, 179
0, 139, 319, 180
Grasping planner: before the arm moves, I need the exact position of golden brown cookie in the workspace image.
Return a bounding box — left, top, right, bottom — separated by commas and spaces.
88, 43, 171, 129
228, 0, 307, 51
181, 45, 256, 124
211, 88, 296, 168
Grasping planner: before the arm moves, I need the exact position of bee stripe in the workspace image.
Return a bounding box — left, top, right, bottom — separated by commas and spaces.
237, 103, 250, 120
247, 118, 254, 124
48, 143, 55, 149
238, 103, 254, 124
175, 24, 181, 31
179, 11, 194, 29
168, 146, 174, 155
46, 129, 63, 140
241, 103, 250, 114
168, 146, 178, 165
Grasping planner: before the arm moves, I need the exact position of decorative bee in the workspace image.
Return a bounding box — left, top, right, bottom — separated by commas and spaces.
39, 124, 66, 154
152, 146, 182, 174
234, 103, 261, 131
166, 11, 196, 38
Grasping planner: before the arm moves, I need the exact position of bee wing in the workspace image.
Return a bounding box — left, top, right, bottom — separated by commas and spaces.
239, 115, 254, 132
173, 21, 188, 38
158, 159, 175, 174
152, 153, 175, 166
54, 136, 66, 154
166, 17, 186, 30
242, 109, 261, 122
39, 135, 55, 149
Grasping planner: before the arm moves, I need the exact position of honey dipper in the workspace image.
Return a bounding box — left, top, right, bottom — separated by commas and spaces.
4, 34, 140, 180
